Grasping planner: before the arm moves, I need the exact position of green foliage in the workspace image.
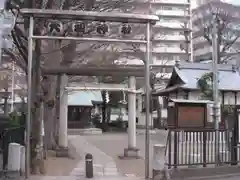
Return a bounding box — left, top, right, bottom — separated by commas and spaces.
197, 72, 214, 100
222, 105, 234, 116
91, 113, 101, 128
8, 111, 20, 127
8, 111, 26, 128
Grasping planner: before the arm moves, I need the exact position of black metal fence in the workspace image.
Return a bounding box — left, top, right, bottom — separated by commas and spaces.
166, 129, 240, 168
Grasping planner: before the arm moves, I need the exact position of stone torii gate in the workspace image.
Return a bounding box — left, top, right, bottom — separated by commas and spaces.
21, 8, 158, 179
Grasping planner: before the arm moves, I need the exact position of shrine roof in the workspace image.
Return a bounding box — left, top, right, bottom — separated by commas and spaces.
153, 62, 240, 96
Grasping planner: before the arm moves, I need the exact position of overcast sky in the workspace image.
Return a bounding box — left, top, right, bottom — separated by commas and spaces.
230, 0, 240, 5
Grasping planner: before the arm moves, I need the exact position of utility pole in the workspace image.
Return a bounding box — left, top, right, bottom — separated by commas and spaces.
145, 1, 153, 178
11, 60, 15, 112
0, 3, 4, 64
145, 21, 151, 179
211, 15, 220, 166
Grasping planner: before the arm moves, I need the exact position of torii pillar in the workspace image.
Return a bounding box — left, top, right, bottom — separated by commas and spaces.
57, 74, 69, 156
123, 76, 140, 158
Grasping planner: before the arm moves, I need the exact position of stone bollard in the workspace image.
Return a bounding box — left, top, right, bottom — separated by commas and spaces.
85, 153, 93, 178
8, 143, 21, 173
20, 146, 25, 175
152, 144, 166, 179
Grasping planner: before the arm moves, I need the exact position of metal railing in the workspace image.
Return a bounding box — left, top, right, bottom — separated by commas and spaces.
166, 129, 240, 168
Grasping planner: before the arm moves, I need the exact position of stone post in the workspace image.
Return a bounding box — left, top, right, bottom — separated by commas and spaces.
57, 74, 69, 156
137, 94, 142, 125
8, 143, 21, 173
123, 76, 139, 158
152, 144, 166, 178
20, 146, 25, 174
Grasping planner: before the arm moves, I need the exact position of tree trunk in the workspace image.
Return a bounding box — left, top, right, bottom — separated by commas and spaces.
43, 75, 57, 149
3, 88, 8, 115
150, 73, 162, 129
30, 37, 45, 174
42, 41, 62, 149
3, 98, 8, 115
155, 97, 162, 129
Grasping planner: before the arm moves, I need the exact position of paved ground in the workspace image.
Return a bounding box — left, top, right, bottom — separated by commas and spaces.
209, 175, 240, 180
83, 130, 168, 178
29, 132, 148, 180
9, 129, 240, 180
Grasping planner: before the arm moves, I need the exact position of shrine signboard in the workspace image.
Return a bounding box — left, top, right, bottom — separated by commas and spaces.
167, 99, 213, 129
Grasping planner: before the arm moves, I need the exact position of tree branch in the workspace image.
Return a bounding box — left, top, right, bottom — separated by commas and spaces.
11, 30, 28, 63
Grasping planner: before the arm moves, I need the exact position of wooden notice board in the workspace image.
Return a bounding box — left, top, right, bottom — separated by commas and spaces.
167, 99, 210, 129
178, 106, 205, 128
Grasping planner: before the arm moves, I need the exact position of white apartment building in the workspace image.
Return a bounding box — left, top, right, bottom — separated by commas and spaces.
151, 0, 192, 65
192, 1, 240, 63
74, 0, 193, 128
128, 0, 192, 128
125, 0, 192, 67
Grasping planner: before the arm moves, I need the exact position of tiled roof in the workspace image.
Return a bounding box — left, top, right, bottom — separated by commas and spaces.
168, 62, 240, 91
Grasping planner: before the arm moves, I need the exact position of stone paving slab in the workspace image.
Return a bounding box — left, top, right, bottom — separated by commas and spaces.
29, 135, 144, 180
68, 135, 121, 177
32, 176, 143, 180
30, 176, 75, 180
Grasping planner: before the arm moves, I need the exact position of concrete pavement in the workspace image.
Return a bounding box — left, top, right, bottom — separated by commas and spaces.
29, 130, 240, 180
83, 130, 169, 177
68, 135, 144, 180
186, 175, 240, 180
30, 176, 143, 180
30, 134, 146, 180
69, 135, 120, 177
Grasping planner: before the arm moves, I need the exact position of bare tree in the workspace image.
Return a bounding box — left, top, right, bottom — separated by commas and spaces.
180, 22, 191, 62
0, 59, 26, 113
6, 0, 136, 173
0, 67, 12, 114
192, 1, 240, 63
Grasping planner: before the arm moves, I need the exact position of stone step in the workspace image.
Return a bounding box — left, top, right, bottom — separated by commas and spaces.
31, 176, 75, 180
68, 128, 102, 135
31, 175, 143, 180
70, 166, 119, 176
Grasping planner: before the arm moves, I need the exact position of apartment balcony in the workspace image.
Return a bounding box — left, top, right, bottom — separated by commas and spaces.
153, 26, 184, 32
153, 59, 175, 66
194, 46, 211, 57
153, 47, 185, 54
155, 10, 190, 18
155, 21, 184, 29
115, 57, 144, 65
154, 34, 185, 42
151, 0, 190, 7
